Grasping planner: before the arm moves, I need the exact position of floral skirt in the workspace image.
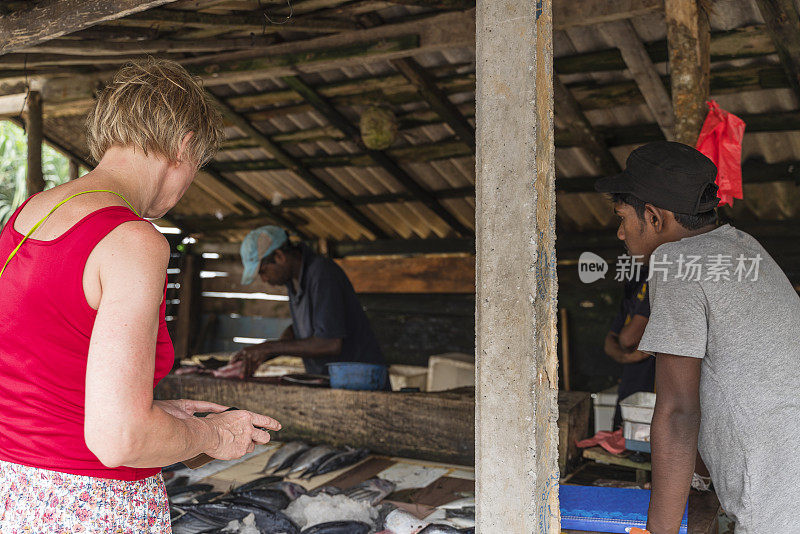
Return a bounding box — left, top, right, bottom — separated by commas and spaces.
0, 459, 171, 533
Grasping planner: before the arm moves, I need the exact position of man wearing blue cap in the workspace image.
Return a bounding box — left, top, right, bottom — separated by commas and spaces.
221, 226, 385, 379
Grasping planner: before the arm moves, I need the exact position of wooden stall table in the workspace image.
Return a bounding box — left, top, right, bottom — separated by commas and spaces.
582, 446, 651, 484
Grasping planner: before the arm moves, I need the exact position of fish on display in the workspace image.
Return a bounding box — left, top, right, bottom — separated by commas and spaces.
302, 448, 369, 479
264, 481, 308, 500
287, 445, 337, 477
437, 497, 474, 510
444, 508, 474, 519
171, 511, 227, 534
234, 488, 292, 511
232, 475, 283, 493
263, 441, 311, 474
180, 501, 299, 534
168, 483, 216, 504
344, 478, 396, 506
305, 485, 343, 498
383, 508, 430, 534
299, 520, 372, 534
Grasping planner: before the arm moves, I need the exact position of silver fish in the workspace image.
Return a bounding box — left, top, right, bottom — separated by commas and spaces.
262, 441, 311, 474
287, 445, 337, 476
437, 497, 474, 510
344, 478, 396, 506
383, 508, 429, 534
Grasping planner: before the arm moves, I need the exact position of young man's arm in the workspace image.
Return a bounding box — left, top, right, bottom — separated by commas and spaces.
646, 353, 702, 533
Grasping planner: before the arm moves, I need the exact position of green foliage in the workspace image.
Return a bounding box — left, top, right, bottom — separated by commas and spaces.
0, 121, 75, 226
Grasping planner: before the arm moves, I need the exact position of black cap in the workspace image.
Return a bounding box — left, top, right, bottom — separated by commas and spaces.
594, 141, 720, 214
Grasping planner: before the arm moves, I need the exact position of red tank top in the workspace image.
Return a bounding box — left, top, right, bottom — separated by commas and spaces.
0, 197, 174, 480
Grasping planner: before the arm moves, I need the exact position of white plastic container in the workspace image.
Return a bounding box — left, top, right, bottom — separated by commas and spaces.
590, 385, 618, 434
619, 391, 656, 424
623, 420, 651, 442
426, 353, 475, 392
389, 364, 428, 391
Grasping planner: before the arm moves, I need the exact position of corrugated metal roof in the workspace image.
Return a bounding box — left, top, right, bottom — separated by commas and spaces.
8, 0, 799, 240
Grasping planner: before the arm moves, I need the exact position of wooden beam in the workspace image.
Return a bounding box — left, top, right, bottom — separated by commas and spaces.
213, 139, 472, 171
554, 0, 662, 30
600, 19, 675, 140
25, 91, 45, 195
19, 34, 280, 56
553, 75, 621, 175
336, 254, 474, 293
391, 57, 475, 152
180, 9, 475, 85
666, 0, 711, 144
206, 91, 389, 239
753, 0, 800, 104
121, 7, 357, 33
0, 92, 26, 118
282, 75, 473, 237
173, 253, 200, 361
0, 0, 179, 56
68, 159, 80, 181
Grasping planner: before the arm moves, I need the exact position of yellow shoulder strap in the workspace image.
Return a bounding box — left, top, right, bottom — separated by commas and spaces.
0, 189, 140, 279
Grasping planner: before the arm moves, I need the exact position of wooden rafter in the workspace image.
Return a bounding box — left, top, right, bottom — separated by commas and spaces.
19, 35, 280, 56
0, 0, 179, 56
665, 0, 710, 144
753, 0, 800, 104
600, 19, 674, 140
391, 57, 475, 153
205, 90, 390, 240
119, 7, 357, 33
282, 75, 473, 237
553, 75, 621, 175
180, 9, 475, 85
554, 0, 662, 30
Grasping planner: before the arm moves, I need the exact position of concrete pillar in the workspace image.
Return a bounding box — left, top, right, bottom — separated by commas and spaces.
475, 0, 560, 532
26, 90, 45, 195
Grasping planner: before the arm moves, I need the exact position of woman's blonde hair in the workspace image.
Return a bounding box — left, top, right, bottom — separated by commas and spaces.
86, 58, 223, 167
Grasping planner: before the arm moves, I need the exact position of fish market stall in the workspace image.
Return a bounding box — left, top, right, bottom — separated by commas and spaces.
164, 441, 477, 533
155, 374, 591, 471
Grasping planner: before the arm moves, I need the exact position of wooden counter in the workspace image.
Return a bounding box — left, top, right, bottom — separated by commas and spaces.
155, 375, 591, 469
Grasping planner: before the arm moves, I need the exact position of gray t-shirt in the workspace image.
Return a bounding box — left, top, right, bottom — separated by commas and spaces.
638, 225, 800, 532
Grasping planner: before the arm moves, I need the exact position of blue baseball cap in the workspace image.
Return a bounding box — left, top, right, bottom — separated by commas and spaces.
240, 226, 288, 285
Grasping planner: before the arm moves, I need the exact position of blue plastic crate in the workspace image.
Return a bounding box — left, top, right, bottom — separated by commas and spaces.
560, 485, 687, 533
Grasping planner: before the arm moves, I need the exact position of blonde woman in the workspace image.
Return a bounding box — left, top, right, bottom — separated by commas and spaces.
0, 59, 280, 532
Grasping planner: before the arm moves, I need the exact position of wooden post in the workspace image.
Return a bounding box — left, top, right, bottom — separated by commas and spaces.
68, 159, 80, 181
173, 253, 199, 362
666, 0, 711, 145
25, 91, 45, 195
476, 0, 560, 531
753, 0, 800, 105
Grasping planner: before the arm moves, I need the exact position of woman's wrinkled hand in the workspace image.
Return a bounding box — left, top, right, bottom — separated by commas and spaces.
202, 409, 281, 461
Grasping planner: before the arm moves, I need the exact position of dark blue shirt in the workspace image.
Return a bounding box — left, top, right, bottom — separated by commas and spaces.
610, 277, 654, 428
287, 245, 385, 375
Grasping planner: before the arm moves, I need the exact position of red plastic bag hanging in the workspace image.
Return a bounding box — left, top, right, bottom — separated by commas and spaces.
694, 100, 746, 207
